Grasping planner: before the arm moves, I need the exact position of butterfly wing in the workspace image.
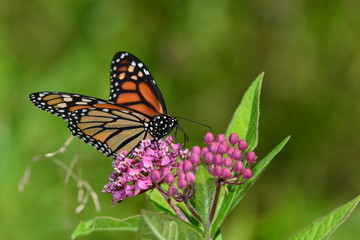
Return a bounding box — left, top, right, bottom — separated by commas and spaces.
109, 52, 167, 116
29, 92, 152, 158
67, 108, 152, 159
29, 91, 135, 120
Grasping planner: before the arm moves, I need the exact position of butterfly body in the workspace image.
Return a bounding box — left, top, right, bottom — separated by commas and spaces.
29, 52, 177, 159
148, 114, 178, 140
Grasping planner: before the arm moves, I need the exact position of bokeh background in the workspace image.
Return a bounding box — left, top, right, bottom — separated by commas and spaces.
1, 1, 359, 239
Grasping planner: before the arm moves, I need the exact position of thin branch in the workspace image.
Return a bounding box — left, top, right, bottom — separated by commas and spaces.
18, 136, 101, 213
156, 186, 189, 222
209, 183, 221, 224
184, 200, 203, 223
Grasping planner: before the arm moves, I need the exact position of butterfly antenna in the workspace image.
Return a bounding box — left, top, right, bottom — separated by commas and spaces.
174, 125, 179, 142
175, 124, 189, 145
174, 116, 213, 132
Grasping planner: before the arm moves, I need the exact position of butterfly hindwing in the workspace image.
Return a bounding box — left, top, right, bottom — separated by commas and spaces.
67, 108, 152, 158
109, 52, 167, 116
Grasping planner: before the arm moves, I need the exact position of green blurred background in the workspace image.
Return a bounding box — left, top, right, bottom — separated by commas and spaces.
1, 0, 359, 239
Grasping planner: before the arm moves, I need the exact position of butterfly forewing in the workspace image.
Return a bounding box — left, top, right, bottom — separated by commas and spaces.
109, 52, 167, 116
29, 92, 136, 120
67, 108, 152, 159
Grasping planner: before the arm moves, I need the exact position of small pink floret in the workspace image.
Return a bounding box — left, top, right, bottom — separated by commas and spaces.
204, 132, 214, 144
229, 133, 239, 145
216, 134, 226, 142
245, 151, 256, 163
242, 168, 252, 179
238, 140, 249, 151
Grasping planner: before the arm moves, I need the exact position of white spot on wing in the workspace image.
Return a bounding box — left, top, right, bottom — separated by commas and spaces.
57, 103, 67, 108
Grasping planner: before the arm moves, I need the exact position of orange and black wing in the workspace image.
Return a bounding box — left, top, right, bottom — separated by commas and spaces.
67, 108, 152, 159
109, 52, 167, 116
29, 92, 152, 158
29, 91, 133, 120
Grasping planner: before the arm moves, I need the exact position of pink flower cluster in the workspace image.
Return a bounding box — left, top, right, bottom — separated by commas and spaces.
194, 132, 256, 184
103, 132, 257, 205
150, 146, 199, 198
103, 136, 187, 204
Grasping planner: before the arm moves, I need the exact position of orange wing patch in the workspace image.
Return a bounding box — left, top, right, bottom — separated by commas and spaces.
69, 105, 92, 111
43, 94, 60, 101
139, 82, 163, 114
122, 81, 137, 90
116, 93, 141, 104
95, 103, 129, 111
93, 129, 117, 142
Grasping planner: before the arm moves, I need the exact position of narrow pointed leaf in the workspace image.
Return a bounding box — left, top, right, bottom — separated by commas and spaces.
138, 211, 203, 240
290, 194, 360, 240
192, 166, 216, 225
226, 73, 263, 150
211, 136, 290, 236
71, 216, 140, 239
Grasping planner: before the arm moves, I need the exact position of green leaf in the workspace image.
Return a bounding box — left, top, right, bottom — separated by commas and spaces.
71, 215, 140, 239
149, 187, 197, 225
149, 189, 176, 215
192, 166, 216, 225
211, 136, 290, 237
290, 194, 360, 240
226, 72, 263, 150
138, 210, 203, 240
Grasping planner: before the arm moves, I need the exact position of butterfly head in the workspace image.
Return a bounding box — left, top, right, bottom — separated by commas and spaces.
148, 114, 178, 140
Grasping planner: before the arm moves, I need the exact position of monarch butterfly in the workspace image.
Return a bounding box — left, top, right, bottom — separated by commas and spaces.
29, 52, 178, 159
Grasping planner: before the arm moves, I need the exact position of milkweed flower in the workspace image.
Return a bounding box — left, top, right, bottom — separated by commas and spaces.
103, 136, 197, 205
104, 132, 256, 212
192, 132, 256, 185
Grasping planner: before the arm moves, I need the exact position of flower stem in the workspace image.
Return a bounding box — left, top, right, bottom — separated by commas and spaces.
209, 183, 221, 224
157, 186, 189, 222
184, 200, 203, 223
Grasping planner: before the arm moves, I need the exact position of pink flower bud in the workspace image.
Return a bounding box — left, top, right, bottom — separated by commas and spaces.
242, 168, 252, 179
190, 153, 200, 164
238, 140, 248, 151
213, 154, 223, 165
201, 147, 209, 157
178, 178, 188, 189
209, 142, 219, 153
204, 152, 214, 165
178, 172, 185, 179
231, 149, 242, 160
191, 146, 201, 155
185, 172, 196, 183
183, 160, 193, 172
177, 162, 184, 174
227, 146, 234, 156
162, 167, 171, 177
245, 151, 256, 163
223, 157, 233, 167
151, 170, 161, 182
213, 166, 223, 177
229, 133, 240, 145
217, 142, 228, 154
233, 160, 243, 173
164, 173, 174, 184
216, 134, 226, 142
204, 132, 214, 144
222, 168, 232, 179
